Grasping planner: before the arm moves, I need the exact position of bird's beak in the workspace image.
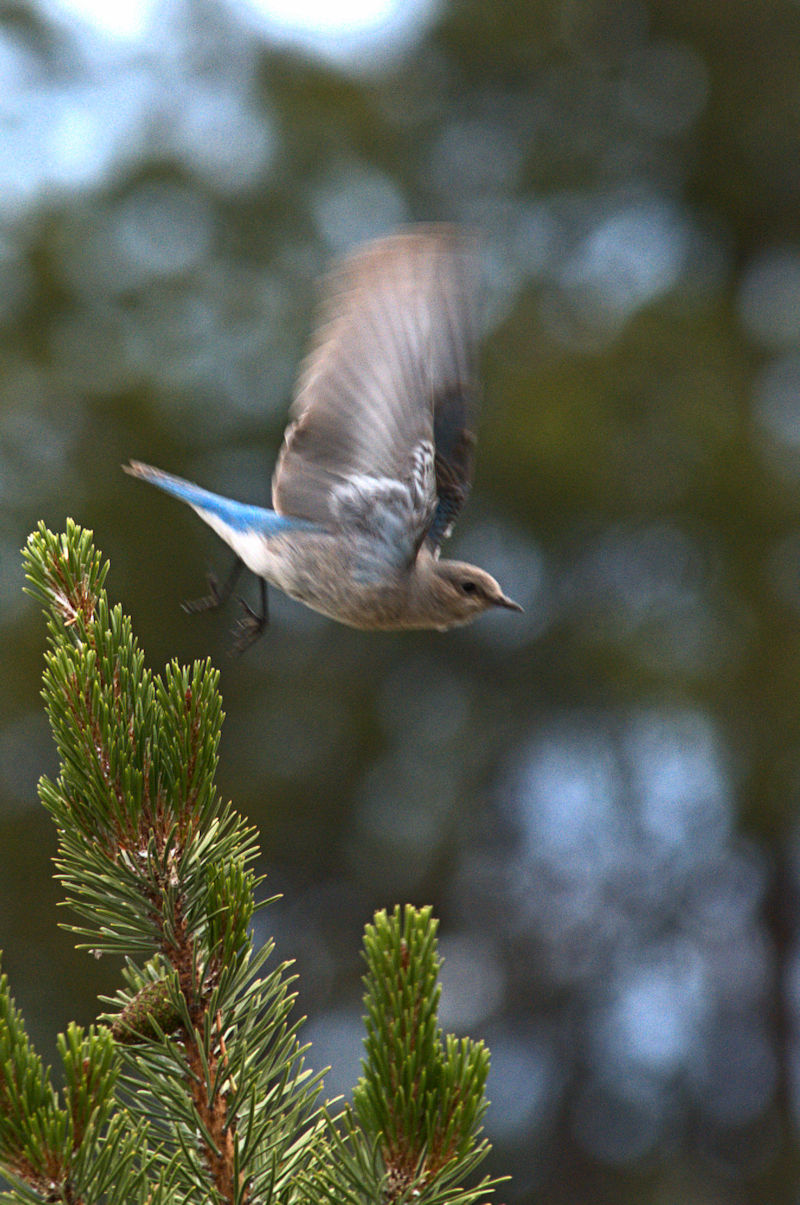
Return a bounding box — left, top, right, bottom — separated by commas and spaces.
495, 593, 523, 613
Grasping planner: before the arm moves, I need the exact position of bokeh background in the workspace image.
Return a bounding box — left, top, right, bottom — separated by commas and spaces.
2, 0, 800, 1200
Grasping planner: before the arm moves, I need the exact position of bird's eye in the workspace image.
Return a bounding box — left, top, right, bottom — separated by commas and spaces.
460, 580, 478, 595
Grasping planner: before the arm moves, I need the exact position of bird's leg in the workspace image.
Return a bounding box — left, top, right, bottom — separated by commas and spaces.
182, 558, 244, 615
232, 578, 269, 653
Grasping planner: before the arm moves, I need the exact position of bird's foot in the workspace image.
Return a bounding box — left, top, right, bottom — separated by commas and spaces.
182, 574, 224, 615
231, 582, 269, 654
182, 560, 243, 615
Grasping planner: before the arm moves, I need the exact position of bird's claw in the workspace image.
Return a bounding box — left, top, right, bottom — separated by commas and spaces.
182, 560, 244, 616
231, 596, 268, 654
182, 572, 224, 615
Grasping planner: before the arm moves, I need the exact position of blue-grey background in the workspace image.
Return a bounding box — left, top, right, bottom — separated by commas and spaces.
2, 1, 800, 1201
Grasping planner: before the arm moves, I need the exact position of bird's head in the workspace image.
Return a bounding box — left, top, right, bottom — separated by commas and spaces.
422, 558, 523, 629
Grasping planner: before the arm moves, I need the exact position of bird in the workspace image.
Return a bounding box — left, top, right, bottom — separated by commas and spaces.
125, 225, 522, 649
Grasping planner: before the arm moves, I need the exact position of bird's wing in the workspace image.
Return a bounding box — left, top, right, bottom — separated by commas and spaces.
272, 226, 481, 564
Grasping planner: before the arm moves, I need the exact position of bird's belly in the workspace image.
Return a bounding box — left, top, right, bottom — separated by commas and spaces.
286, 572, 410, 630
235, 531, 413, 629
223, 529, 293, 582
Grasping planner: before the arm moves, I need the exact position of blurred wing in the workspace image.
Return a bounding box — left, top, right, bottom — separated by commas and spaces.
272, 226, 481, 559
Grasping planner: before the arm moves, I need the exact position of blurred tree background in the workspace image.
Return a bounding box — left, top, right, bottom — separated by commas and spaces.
1, 0, 800, 1200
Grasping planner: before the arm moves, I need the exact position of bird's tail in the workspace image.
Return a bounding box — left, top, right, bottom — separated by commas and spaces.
124, 460, 296, 536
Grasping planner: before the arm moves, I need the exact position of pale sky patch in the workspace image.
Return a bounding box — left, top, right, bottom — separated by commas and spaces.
47, 0, 436, 57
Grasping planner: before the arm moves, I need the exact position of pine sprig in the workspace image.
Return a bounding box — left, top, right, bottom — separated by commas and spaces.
304, 905, 505, 1205
356, 907, 493, 1187
0, 966, 150, 1205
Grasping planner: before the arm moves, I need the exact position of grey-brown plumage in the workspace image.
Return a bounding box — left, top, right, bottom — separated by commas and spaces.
125, 226, 521, 643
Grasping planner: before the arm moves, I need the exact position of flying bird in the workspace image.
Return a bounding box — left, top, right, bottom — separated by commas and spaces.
126, 226, 521, 648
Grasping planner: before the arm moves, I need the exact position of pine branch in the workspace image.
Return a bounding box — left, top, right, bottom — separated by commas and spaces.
2, 522, 507, 1204
0, 965, 150, 1205
19, 521, 321, 1204
303, 906, 507, 1205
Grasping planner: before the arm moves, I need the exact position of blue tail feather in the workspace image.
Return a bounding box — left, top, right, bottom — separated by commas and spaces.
124, 460, 312, 536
